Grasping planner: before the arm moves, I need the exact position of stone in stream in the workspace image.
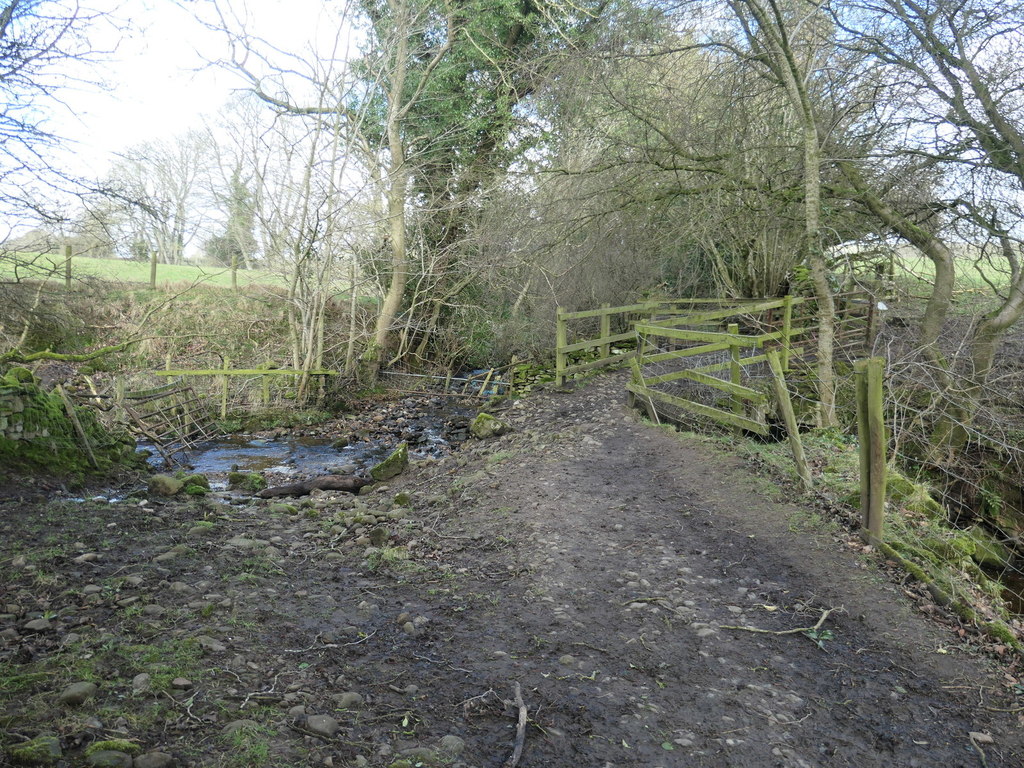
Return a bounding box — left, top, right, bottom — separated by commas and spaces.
370, 443, 408, 482
470, 413, 509, 439
58, 681, 98, 706
148, 475, 184, 496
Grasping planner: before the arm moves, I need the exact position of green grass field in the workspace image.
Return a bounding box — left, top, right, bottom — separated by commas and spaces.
0, 253, 282, 289
893, 250, 1013, 296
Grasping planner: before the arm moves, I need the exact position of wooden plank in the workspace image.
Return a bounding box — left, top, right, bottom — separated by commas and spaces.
559, 303, 652, 320
563, 351, 636, 376
555, 306, 567, 386
634, 325, 762, 346
766, 350, 811, 491
560, 330, 637, 354
647, 297, 797, 325
690, 347, 805, 375
642, 367, 768, 402
642, 341, 733, 363
626, 382, 769, 435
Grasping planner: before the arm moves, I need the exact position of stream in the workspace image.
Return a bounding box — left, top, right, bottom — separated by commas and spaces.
141, 394, 480, 488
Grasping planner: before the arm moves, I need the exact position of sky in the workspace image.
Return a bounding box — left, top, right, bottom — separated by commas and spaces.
54, 0, 345, 179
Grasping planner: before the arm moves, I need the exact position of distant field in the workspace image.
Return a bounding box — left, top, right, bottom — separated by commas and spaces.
891, 249, 1012, 295
0, 253, 283, 289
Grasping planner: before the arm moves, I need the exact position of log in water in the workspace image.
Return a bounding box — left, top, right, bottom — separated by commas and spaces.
257, 475, 372, 498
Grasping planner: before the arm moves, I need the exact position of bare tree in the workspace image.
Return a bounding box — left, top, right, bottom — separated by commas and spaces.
102, 130, 214, 265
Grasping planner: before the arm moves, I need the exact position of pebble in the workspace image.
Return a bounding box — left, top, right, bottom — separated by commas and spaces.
196, 635, 227, 652
305, 714, 340, 738
333, 691, 363, 708
86, 750, 133, 767
59, 681, 99, 706
24, 618, 52, 632
439, 735, 466, 755
132, 673, 152, 693
134, 753, 175, 768
171, 678, 193, 690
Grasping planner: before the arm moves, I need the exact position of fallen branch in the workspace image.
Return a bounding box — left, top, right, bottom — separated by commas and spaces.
257, 475, 372, 498
718, 607, 837, 636
503, 682, 528, 768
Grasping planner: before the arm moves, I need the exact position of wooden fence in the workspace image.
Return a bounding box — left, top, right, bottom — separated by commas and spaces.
554, 299, 767, 386
625, 296, 809, 437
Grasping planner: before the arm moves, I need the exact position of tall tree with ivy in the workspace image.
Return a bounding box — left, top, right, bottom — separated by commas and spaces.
215, 0, 610, 379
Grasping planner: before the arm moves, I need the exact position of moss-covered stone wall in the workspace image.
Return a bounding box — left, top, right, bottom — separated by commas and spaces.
0, 372, 137, 482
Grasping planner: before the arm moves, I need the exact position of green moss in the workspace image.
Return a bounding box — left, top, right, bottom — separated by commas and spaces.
371, 442, 408, 482
182, 473, 210, 489
0, 382, 132, 480
8, 734, 61, 765
183, 484, 208, 496
227, 472, 266, 492
5, 366, 36, 384
85, 740, 142, 757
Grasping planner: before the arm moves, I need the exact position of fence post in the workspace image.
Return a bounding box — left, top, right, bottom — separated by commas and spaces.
728, 322, 743, 423
855, 357, 886, 544
866, 293, 879, 347
766, 349, 812, 491
149, 250, 158, 290
782, 294, 793, 371
478, 368, 495, 398
600, 303, 611, 359
64, 244, 72, 289
555, 307, 567, 386
262, 371, 271, 407
220, 358, 230, 420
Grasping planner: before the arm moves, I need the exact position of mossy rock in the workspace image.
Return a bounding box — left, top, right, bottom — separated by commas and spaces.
148, 474, 184, 496
965, 526, 1012, 568
85, 740, 142, 757
470, 412, 510, 439
8, 734, 62, 765
184, 484, 208, 497
371, 442, 408, 482
269, 503, 298, 515
182, 473, 210, 490
886, 472, 944, 517
227, 472, 267, 492
5, 366, 36, 384
393, 491, 412, 507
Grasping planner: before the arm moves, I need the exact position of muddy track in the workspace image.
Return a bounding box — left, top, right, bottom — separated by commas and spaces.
1, 371, 1022, 767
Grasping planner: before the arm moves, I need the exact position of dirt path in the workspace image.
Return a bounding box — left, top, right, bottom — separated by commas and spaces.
2, 371, 1023, 767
